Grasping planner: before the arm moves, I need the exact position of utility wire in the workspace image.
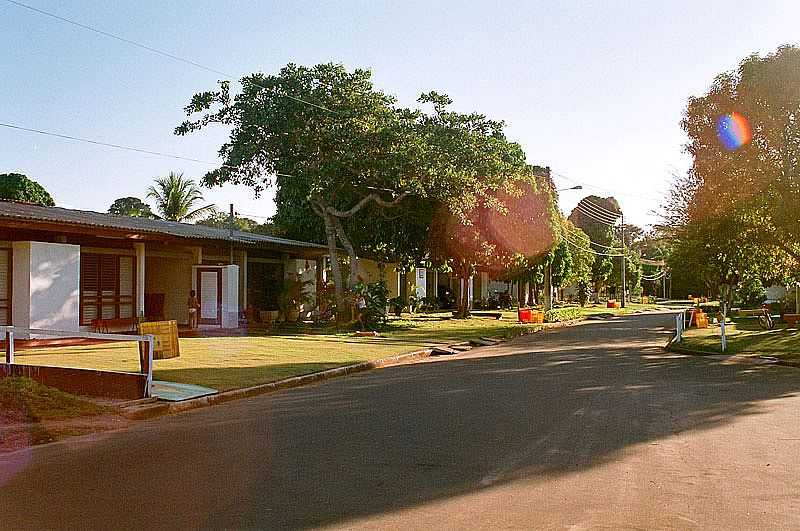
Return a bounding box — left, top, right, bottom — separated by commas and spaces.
581, 197, 623, 219
576, 197, 622, 222
563, 235, 623, 257
4, 0, 339, 114
564, 227, 623, 251
0, 121, 295, 180
574, 204, 619, 226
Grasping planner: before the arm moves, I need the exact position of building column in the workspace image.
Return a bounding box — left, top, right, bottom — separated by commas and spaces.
133, 243, 145, 318
191, 246, 203, 265
240, 250, 248, 310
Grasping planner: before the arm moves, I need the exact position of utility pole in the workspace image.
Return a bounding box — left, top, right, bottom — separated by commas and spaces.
229, 203, 235, 265
620, 212, 626, 308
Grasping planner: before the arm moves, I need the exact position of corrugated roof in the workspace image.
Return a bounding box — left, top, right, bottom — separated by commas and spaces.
0, 200, 327, 251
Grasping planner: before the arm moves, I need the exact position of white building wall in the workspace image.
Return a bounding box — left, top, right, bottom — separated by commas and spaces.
12, 241, 80, 333
221, 265, 239, 328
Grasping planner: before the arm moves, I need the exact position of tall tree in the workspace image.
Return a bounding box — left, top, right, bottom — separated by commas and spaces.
682, 45, 800, 261
428, 171, 559, 317
108, 197, 156, 218
146, 172, 215, 222
0, 173, 54, 206
176, 63, 545, 318
568, 195, 622, 299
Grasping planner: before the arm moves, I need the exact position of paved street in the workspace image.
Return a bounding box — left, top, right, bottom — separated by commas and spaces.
2, 312, 799, 529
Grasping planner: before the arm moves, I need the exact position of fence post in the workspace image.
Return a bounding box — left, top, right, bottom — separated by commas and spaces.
4, 329, 13, 364
145, 334, 154, 397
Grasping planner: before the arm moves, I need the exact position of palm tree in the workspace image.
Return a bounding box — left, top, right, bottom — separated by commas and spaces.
146, 172, 215, 222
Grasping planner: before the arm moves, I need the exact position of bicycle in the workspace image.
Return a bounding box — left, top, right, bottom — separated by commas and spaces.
758, 305, 775, 330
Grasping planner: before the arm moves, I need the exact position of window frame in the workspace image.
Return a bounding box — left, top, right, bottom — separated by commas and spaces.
79, 252, 137, 326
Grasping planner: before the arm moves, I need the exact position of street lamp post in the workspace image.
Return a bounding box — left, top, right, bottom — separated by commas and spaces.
620, 212, 626, 308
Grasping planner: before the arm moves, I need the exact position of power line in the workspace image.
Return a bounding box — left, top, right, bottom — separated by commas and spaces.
563, 235, 623, 257
564, 227, 623, 251
0, 121, 295, 184
576, 202, 619, 224
5, 0, 339, 114
0, 121, 230, 166
554, 171, 662, 202
581, 197, 622, 219
0, 121, 300, 181
574, 204, 618, 226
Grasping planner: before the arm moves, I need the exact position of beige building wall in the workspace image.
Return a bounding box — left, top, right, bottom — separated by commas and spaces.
146, 255, 193, 325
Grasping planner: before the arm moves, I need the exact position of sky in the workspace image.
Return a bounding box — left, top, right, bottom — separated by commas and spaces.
2, 0, 799, 229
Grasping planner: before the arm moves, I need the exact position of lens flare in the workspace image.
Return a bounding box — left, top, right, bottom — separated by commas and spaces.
716, 112, 752, 151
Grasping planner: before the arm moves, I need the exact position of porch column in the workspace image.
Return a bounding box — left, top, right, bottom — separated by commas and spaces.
480, 272, 489, 299
468, 275, 474, 309
191, 246, 203, 265
134, 243, 145, 319
240, 250, 248, 310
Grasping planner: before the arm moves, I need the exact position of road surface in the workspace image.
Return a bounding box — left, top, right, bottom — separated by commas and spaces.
1, 312, 799, 529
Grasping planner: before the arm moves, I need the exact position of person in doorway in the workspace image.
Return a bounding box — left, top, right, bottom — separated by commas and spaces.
187, 289, 200, 329
356, 293, 367, 330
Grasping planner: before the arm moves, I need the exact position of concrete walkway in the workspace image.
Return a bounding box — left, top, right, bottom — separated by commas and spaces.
1, 312, 799, 529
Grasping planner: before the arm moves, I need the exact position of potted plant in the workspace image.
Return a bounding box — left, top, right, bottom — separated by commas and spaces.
389, 296, 404, 317
277, 277, 314, 322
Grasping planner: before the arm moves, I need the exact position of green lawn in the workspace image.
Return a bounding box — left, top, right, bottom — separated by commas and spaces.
679, 319, 800, 362
14, 314, 544, 391
13, 303, 664, 392
0, 377, 109, 422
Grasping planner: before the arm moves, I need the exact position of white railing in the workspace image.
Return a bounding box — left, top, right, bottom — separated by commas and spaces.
1, 326, 154, 397
675, 312, 684, 343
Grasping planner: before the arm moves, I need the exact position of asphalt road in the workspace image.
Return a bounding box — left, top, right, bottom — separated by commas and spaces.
2, 312, 799, 530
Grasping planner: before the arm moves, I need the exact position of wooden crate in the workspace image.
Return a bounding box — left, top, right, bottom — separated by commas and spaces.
139, 320, 180, 359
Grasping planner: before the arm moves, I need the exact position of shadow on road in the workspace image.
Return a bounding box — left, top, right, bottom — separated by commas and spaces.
3, 313, 800, 529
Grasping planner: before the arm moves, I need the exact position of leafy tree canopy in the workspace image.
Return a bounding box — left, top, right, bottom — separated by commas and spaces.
682, 44, 800, 262
0, 173, 55, 206
108, 197, 156, 218
176, 63, 555, 317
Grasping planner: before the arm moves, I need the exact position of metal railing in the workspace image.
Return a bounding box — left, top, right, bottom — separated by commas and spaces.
1, 326, 154, 397
675, 313, 684, 343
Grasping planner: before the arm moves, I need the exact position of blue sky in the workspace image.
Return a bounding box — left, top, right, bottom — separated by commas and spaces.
2, 0, 798, 228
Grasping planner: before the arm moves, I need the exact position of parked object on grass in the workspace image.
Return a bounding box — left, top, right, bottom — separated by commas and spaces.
278, 278, 314, 322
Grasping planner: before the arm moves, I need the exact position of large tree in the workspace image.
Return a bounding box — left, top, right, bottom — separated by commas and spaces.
428, 171, 559, 317
146, 172, 215, 222
568, 195, 622, 299
176, 63, 545, 318
682, 45, 800, 261
108, 196, 156, 218
0, 173, 54, 206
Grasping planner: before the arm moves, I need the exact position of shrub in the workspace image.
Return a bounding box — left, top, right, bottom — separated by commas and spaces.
544, 307, 583, 323
356, 281, 390, 327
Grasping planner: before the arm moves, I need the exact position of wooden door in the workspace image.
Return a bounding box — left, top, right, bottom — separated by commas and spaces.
196, 268, 222, 325
0, 249, 10, 325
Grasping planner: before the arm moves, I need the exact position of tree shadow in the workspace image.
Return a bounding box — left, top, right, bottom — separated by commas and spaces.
3, 314, 800, 529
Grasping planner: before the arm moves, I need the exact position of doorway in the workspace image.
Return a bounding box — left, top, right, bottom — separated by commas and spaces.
196, 268, 222, 326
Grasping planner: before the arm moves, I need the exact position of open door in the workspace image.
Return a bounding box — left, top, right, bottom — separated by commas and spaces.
196, 268, 222, 326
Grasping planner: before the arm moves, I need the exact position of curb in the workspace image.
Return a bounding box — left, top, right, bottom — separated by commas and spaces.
122, 348, 432, 420
664, 334, 800, 369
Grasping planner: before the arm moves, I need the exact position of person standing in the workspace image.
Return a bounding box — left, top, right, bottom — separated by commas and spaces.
187, 289, 200, 329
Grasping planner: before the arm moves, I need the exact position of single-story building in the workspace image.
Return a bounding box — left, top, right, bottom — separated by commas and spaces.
0, 200, 328, 333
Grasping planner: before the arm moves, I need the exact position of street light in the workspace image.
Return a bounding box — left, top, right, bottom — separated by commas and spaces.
557, 185, 583, 192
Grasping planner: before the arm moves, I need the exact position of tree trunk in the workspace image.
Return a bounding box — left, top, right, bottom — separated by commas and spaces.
322, 211, 347, 320
333, 217, 359, 322
544, 264, 553, 311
